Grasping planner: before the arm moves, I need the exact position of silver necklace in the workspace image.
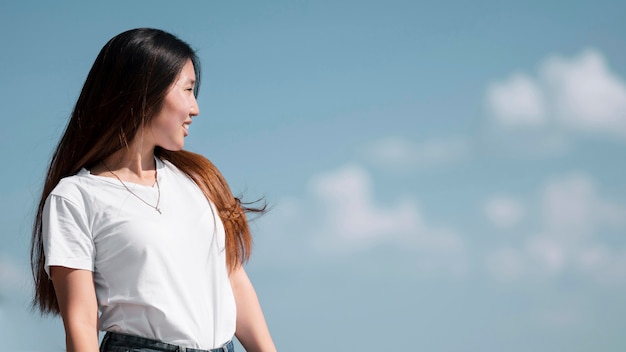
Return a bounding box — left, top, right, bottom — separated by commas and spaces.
103, 162, 162, 214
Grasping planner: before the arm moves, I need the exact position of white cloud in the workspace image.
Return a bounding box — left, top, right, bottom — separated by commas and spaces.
485, 48, 626, 137
363, 136, 469, 170
543, 49, 626, 133
526, 236, 567, 275
576, 246, 626, 284
307, 164, 467, 274
484, 195, 525, 229
308, 164, 421, 246
0, 257, 21, 286
486, 72, 546, 127
0, 255, 28, 295
541, 173, 626, 237
486, 173, 626, 284
541, 174, 596, 236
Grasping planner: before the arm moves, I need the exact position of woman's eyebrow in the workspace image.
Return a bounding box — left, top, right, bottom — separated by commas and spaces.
177, 78, 196, 86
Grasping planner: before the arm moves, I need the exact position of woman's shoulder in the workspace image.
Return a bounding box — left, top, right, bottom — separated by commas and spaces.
50, 169, 100, 202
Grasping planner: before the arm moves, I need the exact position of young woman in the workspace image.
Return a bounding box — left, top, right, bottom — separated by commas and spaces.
30, 28, 277, 352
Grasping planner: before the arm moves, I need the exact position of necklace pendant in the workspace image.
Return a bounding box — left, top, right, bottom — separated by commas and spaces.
156, 207, 162, 214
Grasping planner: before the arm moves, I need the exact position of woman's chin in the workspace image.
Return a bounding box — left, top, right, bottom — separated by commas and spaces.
159, 143, 185, 152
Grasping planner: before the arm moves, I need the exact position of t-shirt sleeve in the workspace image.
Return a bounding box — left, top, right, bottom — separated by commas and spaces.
42, 194, 94, 277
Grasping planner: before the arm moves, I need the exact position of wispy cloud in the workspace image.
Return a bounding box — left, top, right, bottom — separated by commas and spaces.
308, 164, 421, 248
362, 136, 469, 171
486, 72, 546, 128
484, 195, 525, 229
485, 173, 626, 285
485, 48, 626, 137
543, 50, 626, 133
307, 164, 467, 275
0, 257, 24, 289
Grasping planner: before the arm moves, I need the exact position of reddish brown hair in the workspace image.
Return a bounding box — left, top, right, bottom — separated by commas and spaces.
159, 149, 265, 271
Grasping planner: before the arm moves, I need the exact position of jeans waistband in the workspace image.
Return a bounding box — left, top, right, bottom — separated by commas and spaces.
101, 331, 234, 352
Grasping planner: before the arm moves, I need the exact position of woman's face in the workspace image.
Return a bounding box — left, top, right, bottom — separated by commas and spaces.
147, 59, 199, 151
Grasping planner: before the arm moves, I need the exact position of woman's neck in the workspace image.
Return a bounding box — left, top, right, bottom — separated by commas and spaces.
92, 146, 158, 186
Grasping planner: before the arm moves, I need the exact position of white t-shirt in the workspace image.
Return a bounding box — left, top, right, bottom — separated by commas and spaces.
42, 158, 236, 349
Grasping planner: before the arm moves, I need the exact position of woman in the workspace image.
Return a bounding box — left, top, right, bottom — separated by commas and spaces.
30, 28, 277, 352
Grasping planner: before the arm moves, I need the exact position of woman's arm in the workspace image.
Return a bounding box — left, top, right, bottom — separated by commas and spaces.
50, 266, 100, 352
230, 265, 277, 352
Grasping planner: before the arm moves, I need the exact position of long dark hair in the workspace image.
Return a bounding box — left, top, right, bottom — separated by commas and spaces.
31, 28, 262, 315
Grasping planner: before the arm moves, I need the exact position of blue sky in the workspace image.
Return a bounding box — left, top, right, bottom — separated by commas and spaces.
1, 1, 626, 351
